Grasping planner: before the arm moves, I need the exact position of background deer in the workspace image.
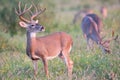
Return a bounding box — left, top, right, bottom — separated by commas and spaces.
15, 2, 73, 78
81, 13, 116, 53
100, 6, 108, 19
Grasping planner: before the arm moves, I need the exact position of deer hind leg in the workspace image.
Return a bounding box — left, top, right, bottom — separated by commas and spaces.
89, 39, 95, 50
62, 50, 73, 79
32, 60, 38, 76
87, 37, 91, 50
41, 57, 49, 77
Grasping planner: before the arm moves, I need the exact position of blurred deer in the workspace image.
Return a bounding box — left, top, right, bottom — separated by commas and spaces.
81, 13, 116, 53
15, 2, 73, 78
100, 6, 107, 19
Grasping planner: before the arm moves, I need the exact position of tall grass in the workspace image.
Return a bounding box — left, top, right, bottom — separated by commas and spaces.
0, 0, 120, 80
0, 21, 119, 80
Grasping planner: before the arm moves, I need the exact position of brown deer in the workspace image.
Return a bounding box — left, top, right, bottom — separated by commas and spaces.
81, 13, 115, 53
15, 2, 73, 78
100, 6, 107, 19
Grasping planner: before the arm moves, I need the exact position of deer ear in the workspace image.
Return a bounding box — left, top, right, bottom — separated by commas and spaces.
19, 21, 28, 28
35, 20, 38, 23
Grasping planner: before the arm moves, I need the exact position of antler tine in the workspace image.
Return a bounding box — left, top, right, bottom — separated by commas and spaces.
31, 2, 46, 20
31, 8, 46, 20
18, 2, 22, 14
15, 1, 32, 23
29, 9, 33, 16
15, 2, 21, 15
15, 8, 18, 15
23, 4, 27, 12
33, 2, 38, 14
23, 4, 32, 14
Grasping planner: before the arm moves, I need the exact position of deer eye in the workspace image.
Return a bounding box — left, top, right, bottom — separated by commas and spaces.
29, 25, 34, 29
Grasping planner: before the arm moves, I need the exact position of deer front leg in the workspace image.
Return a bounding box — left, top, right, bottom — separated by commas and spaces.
32, 60, 38, 76
42, 57, 49, 77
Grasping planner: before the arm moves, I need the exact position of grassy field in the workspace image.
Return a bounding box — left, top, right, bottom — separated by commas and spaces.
0, 0, 120, 80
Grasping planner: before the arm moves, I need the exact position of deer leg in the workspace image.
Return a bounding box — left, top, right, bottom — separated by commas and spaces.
84, 34, 90, 50
42, 57, 49, 77
62, 50, 73, 79
65, 55, 73, 79
66, 57, 73, 78
89, 39, 95, 50
87, 37, 91, 50
32, 60, 38, 76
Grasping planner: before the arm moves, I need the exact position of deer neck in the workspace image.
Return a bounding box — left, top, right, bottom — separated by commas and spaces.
26, 31, 37, 53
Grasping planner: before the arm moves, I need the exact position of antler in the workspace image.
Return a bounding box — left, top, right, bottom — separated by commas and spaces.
15, 2, 46, 23
29, 2, 46, 21
15, 2, 32, 23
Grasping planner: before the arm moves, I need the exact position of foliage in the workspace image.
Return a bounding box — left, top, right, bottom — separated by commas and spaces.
0, 0, 55, 36
97, 0, 120, 5
0, 0, 120, 80
0, 0, 17, 36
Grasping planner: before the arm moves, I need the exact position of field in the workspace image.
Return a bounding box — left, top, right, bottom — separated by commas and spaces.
0, 0, 120, 80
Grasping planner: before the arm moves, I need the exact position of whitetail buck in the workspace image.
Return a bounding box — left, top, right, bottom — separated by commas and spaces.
15, 2, 73, 78
81, 13, 116, 53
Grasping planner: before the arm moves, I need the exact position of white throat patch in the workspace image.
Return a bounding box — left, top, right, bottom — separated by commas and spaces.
30, 32, 36, 37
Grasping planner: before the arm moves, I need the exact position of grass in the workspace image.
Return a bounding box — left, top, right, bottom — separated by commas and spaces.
0, 0, 120, 80
0, 22, 119, 80
0, 46, 120, 80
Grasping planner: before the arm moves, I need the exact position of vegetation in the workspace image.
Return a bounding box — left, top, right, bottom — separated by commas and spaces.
0, 0, 120, 80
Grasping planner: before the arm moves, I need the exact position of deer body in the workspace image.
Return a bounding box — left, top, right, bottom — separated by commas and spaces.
81, 13, 102, 44
85, 14, 102, 33
26, 30, 73, 77
100, 6, 107, 18
26, 32, 73, 60
81, 13, 111, 53
15, 2, 73, 78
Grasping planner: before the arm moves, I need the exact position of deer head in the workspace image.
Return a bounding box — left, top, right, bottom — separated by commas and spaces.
100, 33, 118, 53
15, 2, 46, 33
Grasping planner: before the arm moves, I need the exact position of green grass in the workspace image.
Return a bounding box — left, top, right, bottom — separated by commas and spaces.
0, 46, 120, 80
0, 23, 119, 80
0, 0, 120, 80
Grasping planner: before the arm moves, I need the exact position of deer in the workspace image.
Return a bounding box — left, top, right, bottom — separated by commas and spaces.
15, 2, 73, 79
81, 13, 116, 53
100, 6, 107, 19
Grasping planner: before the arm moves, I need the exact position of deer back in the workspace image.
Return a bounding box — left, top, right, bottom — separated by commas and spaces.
81, 14, 102, 44
86, 14, 102, 33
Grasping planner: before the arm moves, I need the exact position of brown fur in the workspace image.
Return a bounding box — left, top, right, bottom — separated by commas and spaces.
27, 32, 73, 78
